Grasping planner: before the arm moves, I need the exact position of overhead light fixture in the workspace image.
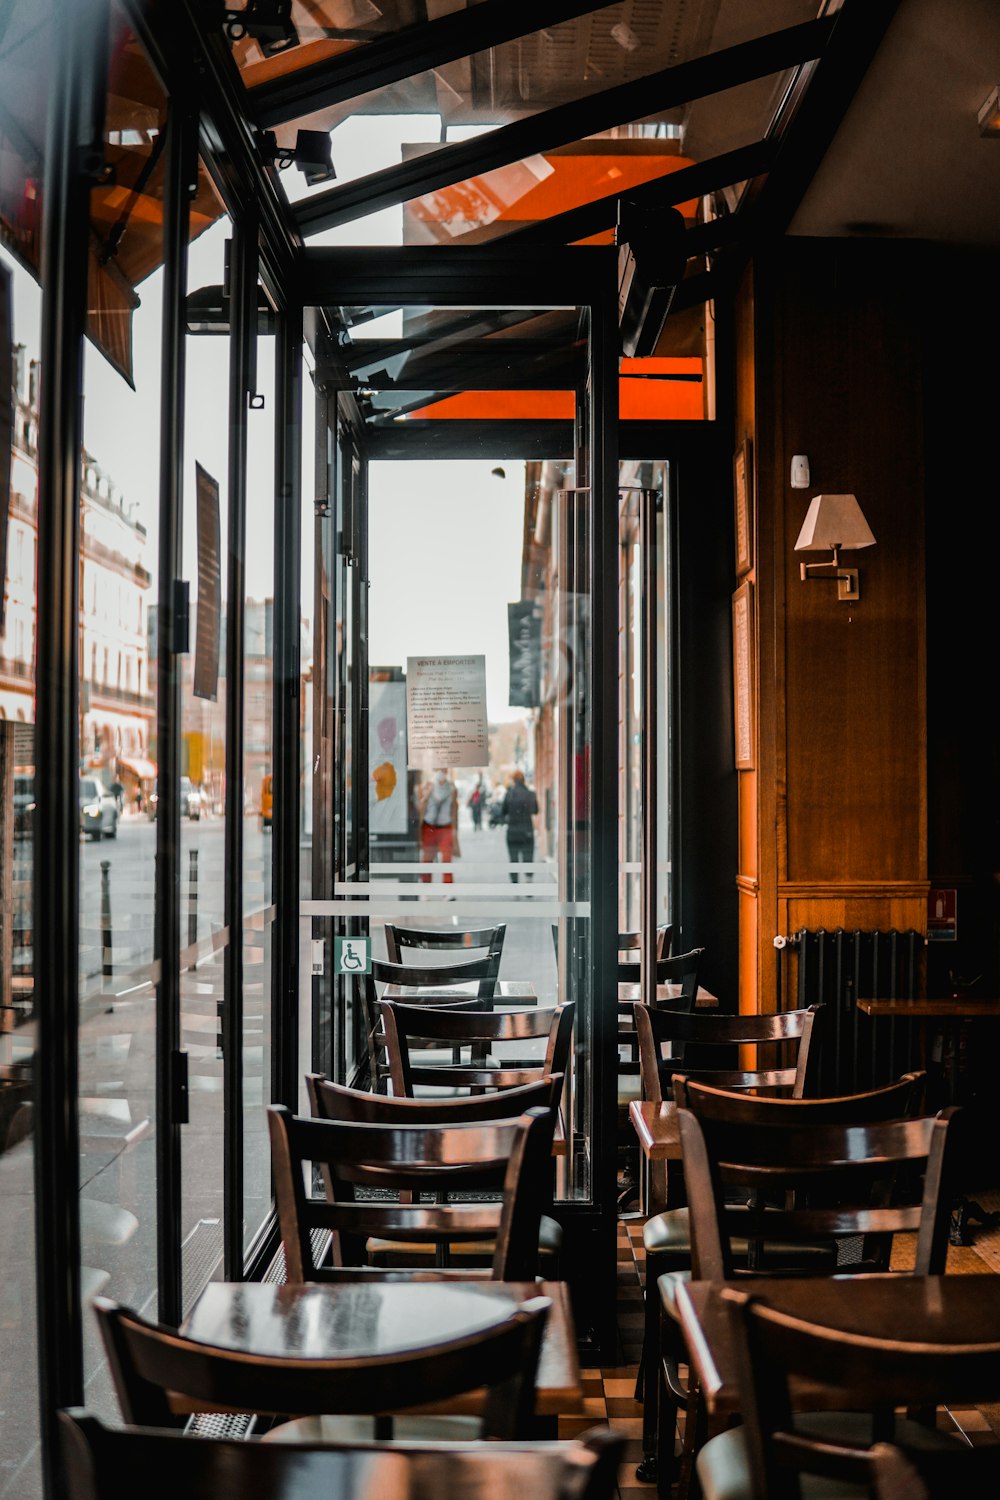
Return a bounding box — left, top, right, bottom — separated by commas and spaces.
794, 493, 876, 602
978, 85, 1000, 137
262, 129, 336, 186
224, 1, 298, 56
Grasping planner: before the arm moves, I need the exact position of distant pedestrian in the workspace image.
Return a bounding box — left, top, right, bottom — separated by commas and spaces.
417, 768, 460, 884
110, 778, 125, 813
502, 769, 538, 883
467, 775, 486, 831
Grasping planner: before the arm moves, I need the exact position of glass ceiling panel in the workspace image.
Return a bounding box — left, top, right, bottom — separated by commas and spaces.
231, 0, 465, 88
256, 0, 820, 160
396, 68, 779, 246
315, 302, 706, 424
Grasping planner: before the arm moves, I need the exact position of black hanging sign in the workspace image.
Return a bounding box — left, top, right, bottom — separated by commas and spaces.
193, 461, 221, 701
0, 264, 12, 633
508, 600, 541, 708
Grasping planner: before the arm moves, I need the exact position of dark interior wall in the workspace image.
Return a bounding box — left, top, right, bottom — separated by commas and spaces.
922, 246, 1000, 997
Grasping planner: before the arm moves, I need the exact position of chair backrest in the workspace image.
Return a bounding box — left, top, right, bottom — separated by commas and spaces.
59, 1410, 626, 1500
91, 1292, 550, 1438
379, 1000, 575, 1097
384, 922, 507, 964
616, 925, 676, 982
361, 952, 503, 1088
722, 1288, 1000, 1500
672, 1070, 925, 1120
677, 1096, 960, 1279
869, 1441, 1000, 1500
307, 1072, 564, 1124
268, 1102, 556, 1281
635, 1003, 821, 1102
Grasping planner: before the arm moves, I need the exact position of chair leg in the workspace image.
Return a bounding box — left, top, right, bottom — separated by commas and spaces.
674, 1374, 707, 1500
636, 1250, 664, 1476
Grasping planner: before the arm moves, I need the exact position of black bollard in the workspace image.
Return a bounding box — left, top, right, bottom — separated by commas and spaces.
100, 859, 112, 980
188, 847, 199, 950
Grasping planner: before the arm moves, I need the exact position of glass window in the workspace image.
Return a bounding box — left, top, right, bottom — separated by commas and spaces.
75, 10, 167, 1434
242, 300, 275, 1257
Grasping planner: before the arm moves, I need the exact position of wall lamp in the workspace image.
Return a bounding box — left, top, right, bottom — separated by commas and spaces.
261, 129, 336, 186
794, 493, 875, 602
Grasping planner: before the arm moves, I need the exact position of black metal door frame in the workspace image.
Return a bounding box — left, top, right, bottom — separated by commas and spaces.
302, 245, 620, 1354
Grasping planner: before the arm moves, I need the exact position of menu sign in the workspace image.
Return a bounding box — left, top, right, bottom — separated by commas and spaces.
406, 655, 489, 769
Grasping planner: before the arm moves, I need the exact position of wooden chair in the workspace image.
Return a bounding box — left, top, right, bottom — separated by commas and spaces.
268, 1102, 556, 1281
378, 999, 575, 1097
91, 1291, 550, 1442
870, 1441, 1000, 1500
617, 946, 706, 1212
616, 923, 674, 979
361, 952, 502, 1089
676, 1098, 961, 1500
59, 1409, 626, 1500
385, 921, 507, 964
699, 1286, 999, 1500
633, 1003, 826, 1483
305, 1073, 565, 1273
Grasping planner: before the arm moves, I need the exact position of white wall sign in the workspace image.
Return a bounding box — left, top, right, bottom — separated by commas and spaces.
406, 655, 489, 769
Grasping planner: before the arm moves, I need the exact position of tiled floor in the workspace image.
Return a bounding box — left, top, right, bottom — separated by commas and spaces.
561, 1216, 999, 1499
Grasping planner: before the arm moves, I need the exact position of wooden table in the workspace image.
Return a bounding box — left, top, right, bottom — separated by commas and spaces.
676, 1274, 1000, 1417
382, 979, 537, 1005
857, 994, 1000, 1107
184, 1279, 581, 1421
617, 982, 718, 1010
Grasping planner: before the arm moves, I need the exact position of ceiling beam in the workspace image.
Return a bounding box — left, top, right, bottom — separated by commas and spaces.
250, 0, 615, 128
477, 140, 777, 248
727, 0, 902, 263
295, 17, 835, 235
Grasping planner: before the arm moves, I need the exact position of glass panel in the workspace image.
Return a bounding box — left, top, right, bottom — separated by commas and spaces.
302, 295, 597, 1198
272, 4, 818, 177
180, 180, 232, 1314
76, 13, 166, 1433
242, 310, 275, 1257
234, 0, 463, 90
0, 248, 43, 1500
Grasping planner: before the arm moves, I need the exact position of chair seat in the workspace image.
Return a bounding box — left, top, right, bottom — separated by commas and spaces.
644, 1207, 839, 1272
367, 1212, 562, 1265
697, 1415, 964, 1500
262, 1413, 482, 1445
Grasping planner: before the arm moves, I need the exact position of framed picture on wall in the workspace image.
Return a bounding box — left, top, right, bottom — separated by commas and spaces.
732, 580, 754, 770
733, 438, 753, 577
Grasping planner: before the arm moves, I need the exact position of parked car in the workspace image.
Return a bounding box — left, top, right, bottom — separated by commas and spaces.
147, 776, 201, 820
79, 775, 118, 841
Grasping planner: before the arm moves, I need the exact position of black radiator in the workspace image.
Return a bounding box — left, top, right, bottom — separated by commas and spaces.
777, 928, 925, 1095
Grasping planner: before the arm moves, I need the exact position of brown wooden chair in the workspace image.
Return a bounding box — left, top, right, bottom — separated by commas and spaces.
378, 999, 575, 1098
91, 1291, 551, 1442
617, 947, 706, 1211
675, 1098, 962, 1500
59, 1409, 626, 1500
305, 1073, 565, 1273
633, 1003, 825, 1482
360, 952, 503, 1090
870, 1441, 1000, 1500
616, 923, 674, 980
268, 1102, 556, 1281
385, 921, 507, 964
697, 1285, 999, 1500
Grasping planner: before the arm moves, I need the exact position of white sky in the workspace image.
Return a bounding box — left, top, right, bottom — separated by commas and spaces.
3, 113, 531, 718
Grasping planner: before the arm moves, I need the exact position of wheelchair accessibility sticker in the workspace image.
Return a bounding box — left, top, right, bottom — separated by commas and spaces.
334, 936, 371, 975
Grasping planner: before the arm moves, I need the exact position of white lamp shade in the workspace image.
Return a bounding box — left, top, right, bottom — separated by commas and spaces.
794, 493, 876, 552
